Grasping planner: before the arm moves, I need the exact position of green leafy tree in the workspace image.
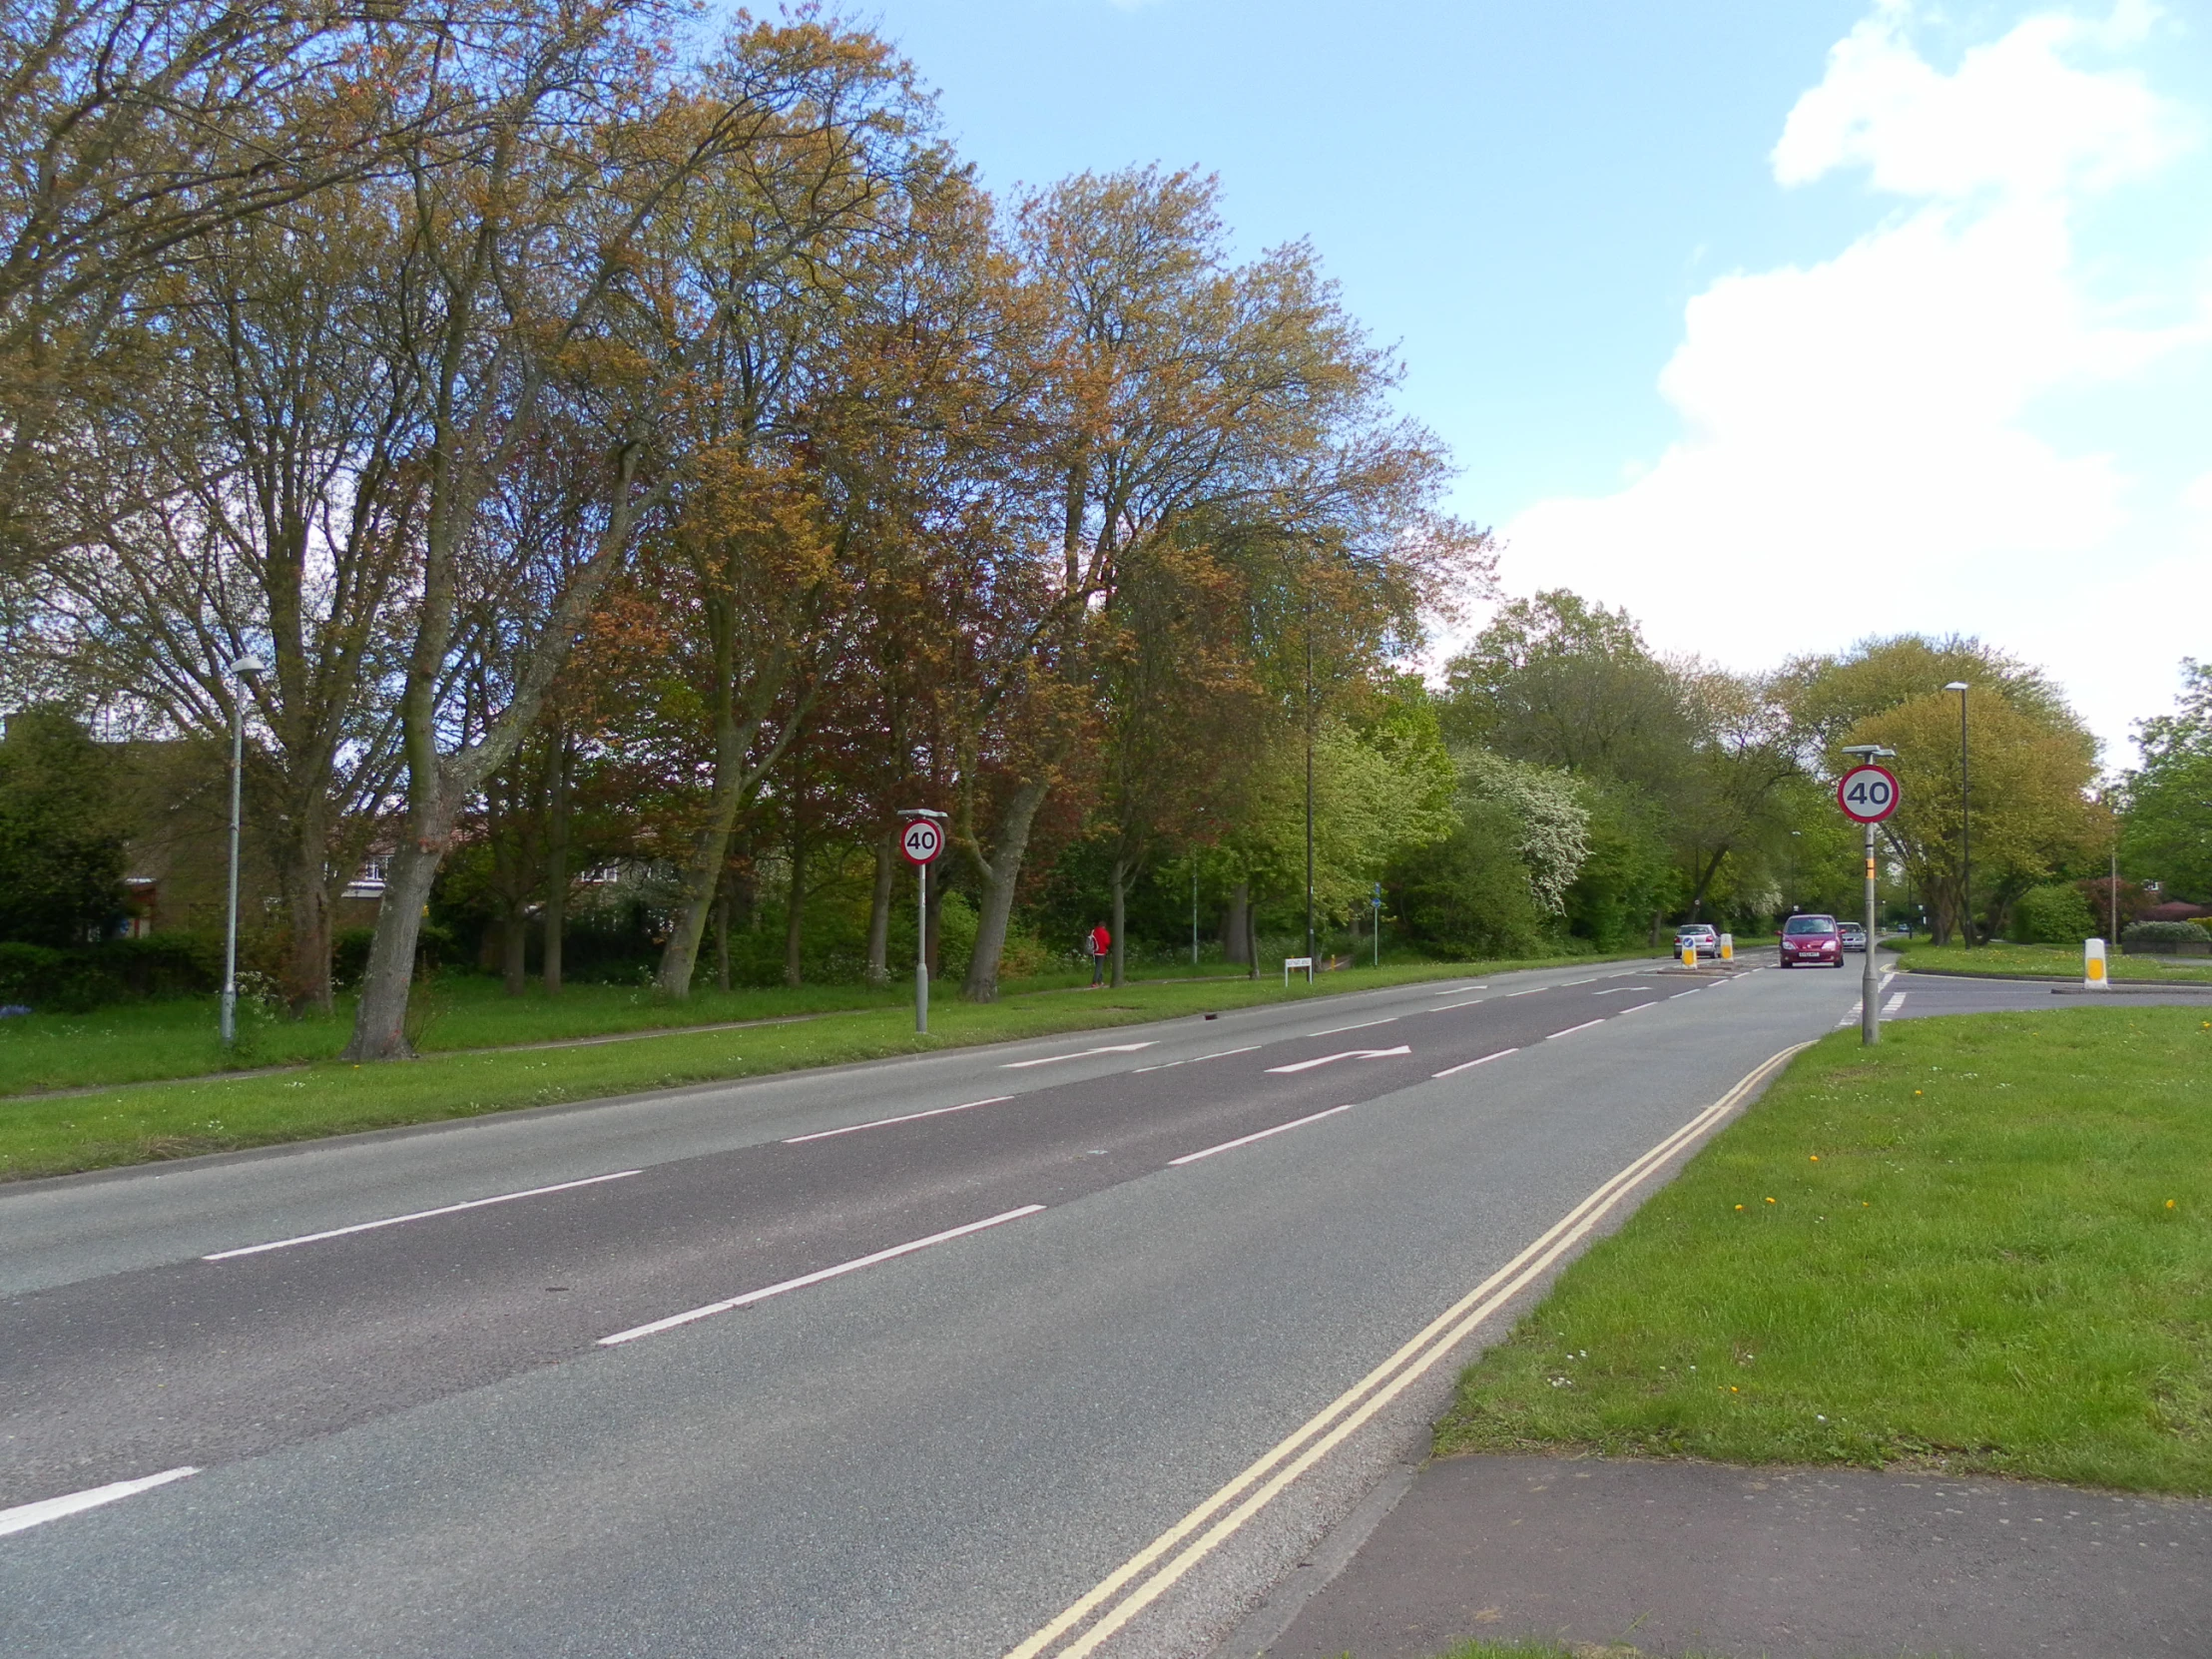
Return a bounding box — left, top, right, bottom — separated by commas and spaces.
0, 708, 127, 945
2120, 660, 2212, 903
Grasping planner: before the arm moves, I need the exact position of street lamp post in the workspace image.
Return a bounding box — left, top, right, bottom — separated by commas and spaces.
1944, 682, 1971, 947
220, 654, 267, 1046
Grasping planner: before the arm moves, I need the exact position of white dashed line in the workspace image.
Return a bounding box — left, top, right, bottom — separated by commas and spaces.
1307, 1016, 1399, 1037
0, 1467, 198, 1538
1432, 1048, 1517, 1078
785, 1097, 1013, 1144
203, 1171, 643, 1261
1546, 1018, 1607, 1039
1170, 1104, 1357, 1166
1002, 1043, 1157, 1069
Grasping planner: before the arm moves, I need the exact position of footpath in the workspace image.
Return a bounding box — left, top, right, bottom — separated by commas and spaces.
1223, 1451, 2212, 1659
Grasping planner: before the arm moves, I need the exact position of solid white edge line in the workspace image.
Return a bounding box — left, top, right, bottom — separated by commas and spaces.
1265, 1045, 1411, 1075
1005, 1041, 1811, 1659
784, 1097, 1012, 1143
1306, 1016, 1399, 1037
1431, 1048, 1517, 1078
203, 1171, 644, 1261
1002, 1043, 1156, 1069
1545, 1018, 1607, 1039
0, 1466, 198, 1538
1168, 1104, 1357, 1166
597, 1205, 1046, 1347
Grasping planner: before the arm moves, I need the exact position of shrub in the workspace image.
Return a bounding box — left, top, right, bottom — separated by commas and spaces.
2121, 919, 2212, 945
2013, 883, 2096, 944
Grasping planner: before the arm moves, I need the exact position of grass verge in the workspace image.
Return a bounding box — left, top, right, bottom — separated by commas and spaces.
0, 951, 1655, 1182
1434, 1005, 2212, 1493
1893, 940, 2212, 983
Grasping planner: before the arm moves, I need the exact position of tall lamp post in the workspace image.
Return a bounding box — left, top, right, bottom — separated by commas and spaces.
220, 653, 267, 1046
1944, 681, 1971, 946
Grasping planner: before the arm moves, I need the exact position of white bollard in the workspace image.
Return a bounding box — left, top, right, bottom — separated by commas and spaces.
2084, 937, 2109, 988
1719, 933, 1734, 962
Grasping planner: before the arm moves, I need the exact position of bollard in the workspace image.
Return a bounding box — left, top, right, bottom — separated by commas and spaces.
1719, 933, 1734, 962
2084, 936, 2109, 988
1680, 941, 1696, 968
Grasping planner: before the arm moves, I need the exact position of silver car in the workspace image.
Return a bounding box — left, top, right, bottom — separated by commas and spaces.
1674, 924, 1720, 960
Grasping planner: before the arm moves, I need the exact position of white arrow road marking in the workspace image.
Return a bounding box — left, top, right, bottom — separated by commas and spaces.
598, 1205, 1046, 1346
1169, 1104, 1357, 1166
1001, 1043, 1156, 1069
0, 1467, 198, 1538
1265, 1045, 1411, 1074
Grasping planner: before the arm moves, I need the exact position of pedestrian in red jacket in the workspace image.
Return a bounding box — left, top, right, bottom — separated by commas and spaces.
1089, 922, 1111, 986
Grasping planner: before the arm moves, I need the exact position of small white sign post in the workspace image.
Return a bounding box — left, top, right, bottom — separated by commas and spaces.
1837, 759, 1901, 1046
898, 813, 945, 1033
1284, 955, 1314, 986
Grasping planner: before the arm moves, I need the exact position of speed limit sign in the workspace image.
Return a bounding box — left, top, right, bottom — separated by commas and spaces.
898, 818, 944, 865
1837, 764, 1900, 824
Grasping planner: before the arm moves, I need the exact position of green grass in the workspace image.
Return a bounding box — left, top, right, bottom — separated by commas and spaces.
0, 950, 1659, 1182
1893, 939, 2212, 983
1434, 1005, 2212, 1493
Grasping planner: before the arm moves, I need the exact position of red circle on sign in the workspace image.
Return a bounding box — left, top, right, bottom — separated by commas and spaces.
1837, 765, 1900, 825
899, 820, 944, 865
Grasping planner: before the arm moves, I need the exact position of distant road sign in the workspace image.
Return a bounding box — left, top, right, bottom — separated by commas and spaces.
1837, 764, 1901, 824
899, 818, 944, 865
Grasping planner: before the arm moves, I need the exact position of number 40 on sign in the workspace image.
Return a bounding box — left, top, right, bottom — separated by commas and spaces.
1836, 764, 1899, 825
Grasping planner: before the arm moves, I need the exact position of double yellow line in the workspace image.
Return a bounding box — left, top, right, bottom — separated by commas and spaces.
1005, 1041, 1811, 1659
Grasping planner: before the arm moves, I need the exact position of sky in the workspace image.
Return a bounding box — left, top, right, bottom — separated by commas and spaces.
853, 0, 2212, 765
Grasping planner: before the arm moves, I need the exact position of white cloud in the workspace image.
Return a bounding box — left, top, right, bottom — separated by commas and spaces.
1493, 2, 2211, 763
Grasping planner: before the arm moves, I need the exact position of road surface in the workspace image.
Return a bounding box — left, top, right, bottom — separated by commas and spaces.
1, 953, 1943, 1657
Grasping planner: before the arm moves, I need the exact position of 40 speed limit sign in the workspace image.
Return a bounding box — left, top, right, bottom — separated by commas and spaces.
898, 818, 945, 865
1837, 764, 1901, 824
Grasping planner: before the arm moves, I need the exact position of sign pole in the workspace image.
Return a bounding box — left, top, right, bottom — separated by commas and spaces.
896, 810, 946, 1036
1862, 820, 1880, 1046
917, 858, 928, 1035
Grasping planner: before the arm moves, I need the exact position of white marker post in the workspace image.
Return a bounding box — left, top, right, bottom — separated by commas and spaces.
1838, 752, 1900, 1047
897, 811, 946, 1034
2084, 936, 2109, 988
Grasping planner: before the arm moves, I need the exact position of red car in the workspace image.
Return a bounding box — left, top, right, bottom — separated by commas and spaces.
1780, 913, 1845, 967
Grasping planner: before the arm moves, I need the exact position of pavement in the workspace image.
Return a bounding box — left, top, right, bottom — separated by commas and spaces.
1235, 1454, 2212, 1659
0, 952, 2198, 1658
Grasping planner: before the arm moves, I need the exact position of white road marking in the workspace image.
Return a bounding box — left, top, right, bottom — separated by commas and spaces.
1169, 1104, 1357, 1166
0, 1467, 197, 1538
1546, 1018, 1607, 1039
1007, 1042, 1812, 1659
1884, 991, 1907, 1013
1431, 1048, 1517, 1078
1616, 1000, 1657, 1014
784, 1097, 1013, 1144
598, 1206, 1046, 1347
1265, 1045, 1411, 1074
1426, 999, 1487, 1013
1002, 1043, 1157, 1069
1505, 988, 1544, 997
203, 1171, 643, 1261
1670, 989, 1702, 998
1307, 1016, 1398, 1037
1195, 1045, 1261, 1062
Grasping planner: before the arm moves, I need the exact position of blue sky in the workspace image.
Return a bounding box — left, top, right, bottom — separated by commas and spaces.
861, 1, 2212, 761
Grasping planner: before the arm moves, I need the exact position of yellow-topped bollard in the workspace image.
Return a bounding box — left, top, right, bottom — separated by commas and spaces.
2084, 936, 2109, 988
1719, 933, 1734, 962
1680, 940, 1696, 967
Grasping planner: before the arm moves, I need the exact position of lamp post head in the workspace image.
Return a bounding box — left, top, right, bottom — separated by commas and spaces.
1943, 681, 1969, 693
229, 654, 268, 676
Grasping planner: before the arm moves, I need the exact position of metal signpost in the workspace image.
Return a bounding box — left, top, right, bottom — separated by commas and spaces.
1836, 751, 1899, 1046
897, 811, 945, 1034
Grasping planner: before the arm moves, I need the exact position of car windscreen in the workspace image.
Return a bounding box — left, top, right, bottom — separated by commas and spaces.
1784, 917, 1836, 935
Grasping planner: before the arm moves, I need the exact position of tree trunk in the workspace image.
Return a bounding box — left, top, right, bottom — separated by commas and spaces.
962, 776, 1050, 1003
864, 828, 895, 988
714, 890, 731, 992
541, 741, 567, 995
279, 836, 335, 1016
1109, 856, 1129, 988
1223, 882, 1250, 966
783, 828, 806, 988
1246, 896, 1260, 980
500, 904, 529, 996
343, 839, 442, 1060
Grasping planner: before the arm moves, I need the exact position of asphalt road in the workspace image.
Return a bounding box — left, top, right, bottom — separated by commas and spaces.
4, 955, 1881, 1657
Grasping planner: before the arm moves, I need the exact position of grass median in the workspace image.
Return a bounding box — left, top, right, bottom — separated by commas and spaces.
1435, 1005, 2212, 1493
1893, 939, 2212, 983
0, 951, 1656, 1183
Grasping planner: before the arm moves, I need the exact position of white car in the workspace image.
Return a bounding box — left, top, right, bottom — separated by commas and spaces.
1674, 924, 1720, 960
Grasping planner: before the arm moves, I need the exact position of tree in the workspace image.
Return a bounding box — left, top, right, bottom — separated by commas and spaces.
2120, 660, 2212, 903
0, 707, 127, 945
1847, 690, 2098, 944
1776, 634, 2075, 761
